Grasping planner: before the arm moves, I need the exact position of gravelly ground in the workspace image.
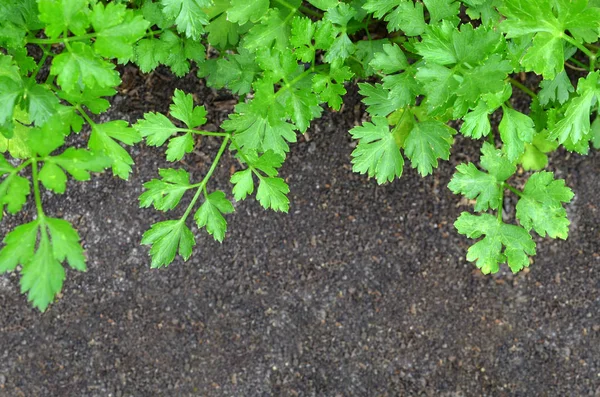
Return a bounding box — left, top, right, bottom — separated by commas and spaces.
0, 70, 598, 397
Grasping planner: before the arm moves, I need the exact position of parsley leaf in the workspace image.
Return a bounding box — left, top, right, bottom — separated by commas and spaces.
141, 220, 196, 268
139, 168, 193, 211
256, 176, 289, 212
516, 172, 574, 239
88, 120, 142, 180
349, 116, 404, 184
161, 0, 210, 40
448, 142, 516, 211
194, 190, 234, 242
404, 120, 453, 176
51, 42, 121, 93
455, 212, 536, 274
498, 106, 535, 162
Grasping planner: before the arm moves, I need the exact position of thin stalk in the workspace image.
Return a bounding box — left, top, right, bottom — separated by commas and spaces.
75, 105, 96, 127
487, 130, 494, 145
230, 138, 263, 179
562, 34, 596, 70
497, 190, 503, 222
182, 136, 231, 220
13, 159, 33, 174
31, 159, 46, 222
27, 28, 165, 45
508, 77, 536, 99
174, 128, 230, 137
29, 48, 49, 82
504, 182, 523, 198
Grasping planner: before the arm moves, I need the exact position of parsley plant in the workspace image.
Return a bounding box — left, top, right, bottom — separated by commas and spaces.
0, 0, 598, 310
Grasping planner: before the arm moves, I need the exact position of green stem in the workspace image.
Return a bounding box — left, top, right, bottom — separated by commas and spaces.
299, 5, 323, 18
27, 28, 164, 45
504, 182, 523, 198
13, 159, 33, 174
274, 66, 320, 99
29, 47, 50, 82
508, 77, 536, 99
76, 105, 96, 127
174, 128, 230, 137
487, 130, 494, 145
31, 159, 46, 222
562, 34, 596, 62
567, 56, 590, 71
182, 135, 231, 220
230, 138, 263, 179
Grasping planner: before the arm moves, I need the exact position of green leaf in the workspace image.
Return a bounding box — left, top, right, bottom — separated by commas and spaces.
0, 221, 38, 272
223, 102, 297, 157
516, 172, 574, 239
139, 168, 192, 211
166, 132, 194, 162
227, 0, 268, 24
242, 9, 290, 51
161, 0, 210, 40
455, 212, 536, 274
46, 217, 86, 271
202, 50, 259, 95
307, 0, 338, 10
24, 82, 60, 126
279, 82, 322, 133
499, 106, 535, 162
549, 72, 600, 144
89, 120, 141, 180
423, 0, 460, 23
460, 101, 491, 139
39, 162, 68, 194
49, 148, 111, 181
449, 163, 500, 211
520, 32, 563, 79
170, 89, 207, 129
358, 83, 401, 117
20, 232, 65, 312
91, 2, 150, 61
38, 0, 91, 38
290, 16, 316, 63
349, 116, 404, 184
404, 120, 453, 176
0, 76, 22, 127
448, 143, 516, 211
141, 220, 196, 268
136, 112, 178, 147
369, 43, 408, 74
194, 190, 234, 242
230, 168, 254, 201
205, 12, 240, 49
256, 176, 289, 212
312, 66, 353, 111
51, 42, 121, 93
363, 0, 426, 35
0, 174, 30, 218
538, 70, 574, 106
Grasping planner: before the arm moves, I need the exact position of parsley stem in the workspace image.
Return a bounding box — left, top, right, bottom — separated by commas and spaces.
29, 47, 49, 83
75, 106, 96, 127
508, 78, 536, 99
27, 33, 96, 45
230, 138, 263, 179
504, 183, 523, 198
562, 34, 596, 65
31, 159, 46, 222
182, 135, 231, 220
174, 128, 230, 137
273, 0, 322, 18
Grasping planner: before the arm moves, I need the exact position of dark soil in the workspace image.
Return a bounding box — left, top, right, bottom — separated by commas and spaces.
0, 68, 599, 397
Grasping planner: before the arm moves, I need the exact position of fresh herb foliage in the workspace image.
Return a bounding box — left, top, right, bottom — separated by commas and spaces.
1, 0, 598, 310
